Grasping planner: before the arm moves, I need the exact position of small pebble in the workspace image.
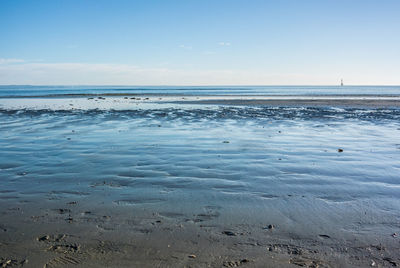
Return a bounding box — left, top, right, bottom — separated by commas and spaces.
37, 235, 50, 241
188, 254, 196, 259
223, 231, 236, 236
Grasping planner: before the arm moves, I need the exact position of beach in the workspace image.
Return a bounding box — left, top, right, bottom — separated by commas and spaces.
1, 94, 400, 267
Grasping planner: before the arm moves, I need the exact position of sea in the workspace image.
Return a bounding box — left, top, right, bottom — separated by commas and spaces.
0, 85, 400, 97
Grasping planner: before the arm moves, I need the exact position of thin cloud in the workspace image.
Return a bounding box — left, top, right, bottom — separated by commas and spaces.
0, 61, 344, 85
0, 58, 25, 64
179, 44, 192, 50
203, 51, 216, 55
218, 42, 231, 46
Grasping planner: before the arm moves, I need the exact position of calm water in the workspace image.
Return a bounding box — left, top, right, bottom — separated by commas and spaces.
1, 85, 400, 97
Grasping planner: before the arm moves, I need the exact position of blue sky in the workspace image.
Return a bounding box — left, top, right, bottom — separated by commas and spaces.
0, 0, 399, 85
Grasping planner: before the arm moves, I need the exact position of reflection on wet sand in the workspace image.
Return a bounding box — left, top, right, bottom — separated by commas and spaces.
0, 97, 400, 267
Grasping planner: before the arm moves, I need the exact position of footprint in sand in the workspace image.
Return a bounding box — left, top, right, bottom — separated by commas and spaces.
37, 234, 67, 243
43, 256, 80, 268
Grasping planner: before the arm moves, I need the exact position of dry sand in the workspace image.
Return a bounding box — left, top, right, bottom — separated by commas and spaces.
0, 94, 399, 111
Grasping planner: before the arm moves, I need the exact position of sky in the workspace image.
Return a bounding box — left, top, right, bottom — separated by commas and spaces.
0, 0, 399, 85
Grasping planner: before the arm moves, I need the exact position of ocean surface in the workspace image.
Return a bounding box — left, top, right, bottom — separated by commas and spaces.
1, 85, 400, 97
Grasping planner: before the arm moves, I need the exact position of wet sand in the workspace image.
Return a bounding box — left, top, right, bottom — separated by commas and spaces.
173, 97, 400, 108
2, 198, 399, 267
1, 95, 400, 267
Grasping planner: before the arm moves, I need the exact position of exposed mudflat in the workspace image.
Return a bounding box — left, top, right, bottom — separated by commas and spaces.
173, 97, 400, 108
1, 96, 400, 267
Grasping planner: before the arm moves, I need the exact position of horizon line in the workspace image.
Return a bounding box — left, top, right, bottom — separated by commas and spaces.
1, 84, 400, 87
